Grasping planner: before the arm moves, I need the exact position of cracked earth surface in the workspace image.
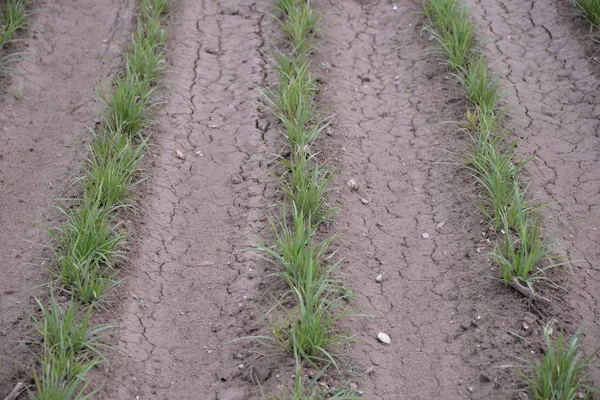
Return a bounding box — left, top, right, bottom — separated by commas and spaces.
309, 0, 559, 398
0, 0, 134, 395
467, 0, 600, 386
4, 0, 598, 398
96, 0, 287, 398
98, 0, 600, 398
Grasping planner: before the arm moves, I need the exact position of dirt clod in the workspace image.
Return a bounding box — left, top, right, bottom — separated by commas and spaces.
347, 178, 359, 191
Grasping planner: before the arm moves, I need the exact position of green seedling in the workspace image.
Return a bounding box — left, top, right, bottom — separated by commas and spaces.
574, 0, 600, 29
277, 0, 318, 56
281, 153, 335, 226
35, 0, 169, 395
457, 55, 504, 117
98, 74, 157, 136
125, 23, 167, 83
0, 0, 27, 48
30, 295, 113, 399
514, 324, 598, 400
83, 125, 148, 208
494, 210, 566, 292
52, 196, 127, 303
423, 0, 476, 70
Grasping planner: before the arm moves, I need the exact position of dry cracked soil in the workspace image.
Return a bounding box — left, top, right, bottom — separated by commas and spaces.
1, 0, 600, 399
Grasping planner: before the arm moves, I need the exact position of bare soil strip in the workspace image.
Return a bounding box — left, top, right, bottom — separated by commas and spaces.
310, 0, 565, 398
467, 0, 600, 384
97, 0, 285, 398
0, 0, 133, 394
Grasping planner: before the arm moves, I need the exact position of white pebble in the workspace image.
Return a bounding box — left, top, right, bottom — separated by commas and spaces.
377, 332, 391, 344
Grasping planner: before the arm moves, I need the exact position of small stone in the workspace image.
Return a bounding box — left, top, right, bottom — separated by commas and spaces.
347, 178, 359, 192
480, 373, 490, 383
436, 221, 446, 229
195, 151, 204, 157
422, 233, 430, 239
522, 321, 529, 331
238, 364, 244, 369
175, 149, 186, 160
366, 366, 376, 375
375, 274, 383, 282
377, 332, 391, 344
392, 4, 398, 10
361, 198, 369, 205
102, 38, 109, 44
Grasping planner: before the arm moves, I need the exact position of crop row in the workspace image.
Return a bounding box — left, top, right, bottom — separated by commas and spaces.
422, 0, 597, 398
258, 0, 357, 398
27, 1, 170, 398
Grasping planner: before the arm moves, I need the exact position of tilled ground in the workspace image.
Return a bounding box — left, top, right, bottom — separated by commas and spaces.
95, 0, 284, 398
3, 0, 600, 399
467, 0, 600, 384
0, 0, 134, 394
313, 0, 554, 398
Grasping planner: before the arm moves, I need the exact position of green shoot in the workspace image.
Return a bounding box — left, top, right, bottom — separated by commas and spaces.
515, 325, 598, 400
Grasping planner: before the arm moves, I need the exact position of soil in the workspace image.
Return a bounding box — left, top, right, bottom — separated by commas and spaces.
467, 0, 600, 385
0, 0, 134, 396
93, 0, 287, 398
310, 0, 562, 398
3, 0, 600, 399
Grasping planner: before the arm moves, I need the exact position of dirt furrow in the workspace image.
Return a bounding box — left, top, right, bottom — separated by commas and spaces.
96, 0, 284, 398
312, 0, 548, 398
467, 0, 600, 383
0, 0, 134, 394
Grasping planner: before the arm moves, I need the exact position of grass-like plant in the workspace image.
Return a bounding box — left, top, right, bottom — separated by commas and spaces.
0, 0, 27, 48
138, 0, 169, 22
423, 0, 475, 70
494, 211, 563, 290
423, 0, 566, 302
125, 27, 166, 83
465, 138, 528, 230
276, 0, 318, 56
32, 0, 169, 395
84, 126, 148, 208
30, 295, 113, 399
99, 74, 157, 136
457, 55, 504, 118
277, 362, 360, 400
575, 0, 600, 29
258, 0, 351, 394
281, 154, 334, 225
0, 0, 28, 79
515, 325, 598, 400
52, 197, 127, 302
